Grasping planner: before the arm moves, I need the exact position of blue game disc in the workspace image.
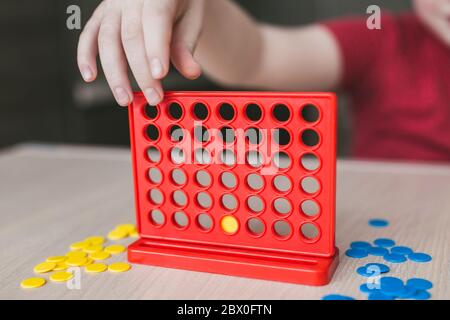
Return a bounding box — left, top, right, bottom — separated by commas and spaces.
345, 248, 368, 259
365, 263, 390, 274
374, 238, 396, 247
356, 266, 376, 277
360, 284, 381, 294
322, 294, 355, 300
408, 252, 432, 263
380, 276, 404, 296
368, 219, 389, 228
391, 246, 413, 255
384, 253, 407, 263
368, 246, 389, 256
368, 292, 395, 300
350, 241, 372, 250
411, 290, 431, 300
407, 278, 433, 290
396, 285, 417, 299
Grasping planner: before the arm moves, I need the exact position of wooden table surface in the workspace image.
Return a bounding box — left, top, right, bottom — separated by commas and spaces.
0, 144, 449, 300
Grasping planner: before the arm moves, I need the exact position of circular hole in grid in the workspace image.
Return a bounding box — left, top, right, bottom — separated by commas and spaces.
218, 103, 235, 121
246, 151, 263, 168
301, 104, 320, 123
273, 220, 292, 239
247, 217, 265, 236
301, 199, 320, 217
301, 223, 320, 241
273, 128, 291, 146
273, 198, 292, 215
245, 127, 262, 145
273, 175, 292, 193
172, 190, 188, 207
172, 211, 189, 228
146, 124, 160, 141
149, 209, 165, 226
193, 102, 209, 120
149, 188, 164, 205
245, 103, 262, 122
170, 147, 186, 165
247, 195, 264, 213
195, 170, 212, 188
301, 129, 320, 147
272, 104, 291, 122
171, 168, 187, 186
220, 171, 237, 189
148, 168, 162, 184
221, 194, 238, 211
301, 176, 320, 195
219, 126, 236, 144
147, 146, 161, 163
194, 148, 212, 165
196, 192, 213, 209
169, 125, 184, 142
273, 151, 291, 169
246, 173, 264, 191
194, 125, 209, 143
219, 149, 236, 167
301, 153, 320, 171
145, 104, 158, 119
168, 102, 183, 120
196, 213, 213, 231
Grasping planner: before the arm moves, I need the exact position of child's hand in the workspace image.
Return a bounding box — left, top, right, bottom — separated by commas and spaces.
77, 0, 205, 106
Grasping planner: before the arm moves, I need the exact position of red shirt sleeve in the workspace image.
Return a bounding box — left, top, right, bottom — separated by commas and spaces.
322, 13, 396, 90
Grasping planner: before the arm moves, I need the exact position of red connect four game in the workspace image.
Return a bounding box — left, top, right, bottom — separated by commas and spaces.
127, 91, 339, 285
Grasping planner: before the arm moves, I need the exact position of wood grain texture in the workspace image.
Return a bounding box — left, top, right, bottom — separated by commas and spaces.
0, 144, 449, 299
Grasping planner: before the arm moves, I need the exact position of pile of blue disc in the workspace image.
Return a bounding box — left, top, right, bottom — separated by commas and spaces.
359, 277, 432, 300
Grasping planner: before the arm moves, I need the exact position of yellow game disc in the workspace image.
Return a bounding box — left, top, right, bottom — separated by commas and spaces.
46, 256, 66, 263
107, 229, 128, 240
83, 245, 103, 254
53, 262, 68, 271
220, 215, 239, 235
104, 244, 126, 255
89, 251, 111, 261
70, 241, 90, 251
108, 262, 131, 273
66, 251, 87, 259
85, 263, 108, 273
49, 271, 73, 282
115, 224, 136, 233
33, 262, 56, 274
80, 258, 94, 266
65, 256, 87, 267
20, 277, 46, 289
129, 230, 139, 238
84, 236, 105, 246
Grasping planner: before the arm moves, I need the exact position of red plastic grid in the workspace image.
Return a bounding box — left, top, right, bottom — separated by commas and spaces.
128, 91, 336, 259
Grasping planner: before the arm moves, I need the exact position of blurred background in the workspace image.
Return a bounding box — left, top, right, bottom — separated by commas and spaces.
0, 0, 411, 155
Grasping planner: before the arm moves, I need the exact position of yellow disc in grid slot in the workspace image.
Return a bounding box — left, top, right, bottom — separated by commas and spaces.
220, 215, 239, 235
53, 262, 68, 271
46, 256, 66, 263
33, 262, 56, 274
83, 245, 103, 254
108, 229, 128, 240
49, 271, 73, 282
85, 236, 105, 245
70, 241, 90, 251
105, 244, 126, 255
66, 251, 87, 259
85, 263, 108, 273
108, 262, 131, 273
20, 277, 46, 289
89, 251, 111, 261
65, 256, 87, 267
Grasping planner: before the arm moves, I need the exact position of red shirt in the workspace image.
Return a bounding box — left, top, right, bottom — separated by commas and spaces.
324, 12, 450, 162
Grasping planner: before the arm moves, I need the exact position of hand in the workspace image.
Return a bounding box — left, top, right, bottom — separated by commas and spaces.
77, 0, 205, 106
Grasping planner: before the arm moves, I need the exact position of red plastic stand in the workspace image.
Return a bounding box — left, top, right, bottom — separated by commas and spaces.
127, 91, 338, 285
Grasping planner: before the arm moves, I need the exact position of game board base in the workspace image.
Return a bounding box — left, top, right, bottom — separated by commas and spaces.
128, 238, 339, 286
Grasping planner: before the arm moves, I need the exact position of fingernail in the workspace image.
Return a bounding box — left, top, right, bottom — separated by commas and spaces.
145, 88, 161, 105
150, 58, 164, 79
81, 65, 94, 81
114, 87, 130, 106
